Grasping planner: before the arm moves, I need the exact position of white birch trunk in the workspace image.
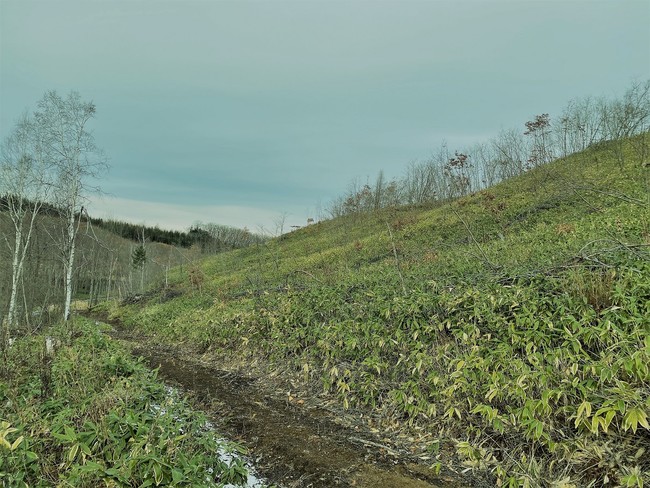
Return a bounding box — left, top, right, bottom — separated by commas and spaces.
63, 209, 76, 322
6, 203, 41, 329
7, 225, 22, 329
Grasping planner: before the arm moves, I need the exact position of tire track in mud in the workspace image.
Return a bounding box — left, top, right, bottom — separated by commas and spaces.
136, 351, 454, 488
97, 319, 473, 488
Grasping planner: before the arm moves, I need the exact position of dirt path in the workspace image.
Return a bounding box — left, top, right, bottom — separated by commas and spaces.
98, 320, 475, 487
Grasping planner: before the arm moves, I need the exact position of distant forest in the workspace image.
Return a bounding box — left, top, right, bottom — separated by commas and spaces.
89, 217, 198, 247
89, 218, 267, 252
0, 194, 266, 250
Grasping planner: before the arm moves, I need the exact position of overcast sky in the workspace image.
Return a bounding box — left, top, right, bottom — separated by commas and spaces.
1, 0, 649, 233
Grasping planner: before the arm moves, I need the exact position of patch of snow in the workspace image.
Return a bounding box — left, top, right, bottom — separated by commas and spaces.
151, 386, 271, 488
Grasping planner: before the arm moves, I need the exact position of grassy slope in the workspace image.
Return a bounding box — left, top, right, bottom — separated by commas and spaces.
104, 135, 650, 487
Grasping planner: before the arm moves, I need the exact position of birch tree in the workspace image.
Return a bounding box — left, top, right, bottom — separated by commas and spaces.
0, 114, 51, 339
34, 91, 107, 321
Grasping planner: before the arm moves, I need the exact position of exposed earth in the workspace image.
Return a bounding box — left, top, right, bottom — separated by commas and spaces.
94, 316, 482, 488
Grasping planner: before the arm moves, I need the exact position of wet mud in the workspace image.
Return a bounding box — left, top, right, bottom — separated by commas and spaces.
100, 321, 473, 487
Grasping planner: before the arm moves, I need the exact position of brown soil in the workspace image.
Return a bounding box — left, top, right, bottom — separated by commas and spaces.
88, 312, 485, 488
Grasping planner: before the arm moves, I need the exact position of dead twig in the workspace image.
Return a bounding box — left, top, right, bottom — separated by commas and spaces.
291, 269, 323, 283
348, 436, 400, 457
569, 185, 648, 207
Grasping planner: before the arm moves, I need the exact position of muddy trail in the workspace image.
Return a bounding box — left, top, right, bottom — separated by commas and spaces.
99, 321, 477, 488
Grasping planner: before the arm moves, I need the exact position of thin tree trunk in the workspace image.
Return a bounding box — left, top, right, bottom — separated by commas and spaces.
106, 256, 116, 301
63, 211, 76, 321
7, 225, 22, 329
7, 205, 40, 329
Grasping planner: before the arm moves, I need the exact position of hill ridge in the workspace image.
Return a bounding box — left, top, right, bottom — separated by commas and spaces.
104, 133, 650, 487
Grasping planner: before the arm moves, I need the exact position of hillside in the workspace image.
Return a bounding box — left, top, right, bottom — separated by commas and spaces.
102, 134, 650, 486
0, 213, 206, 321
0, 208, 268, 323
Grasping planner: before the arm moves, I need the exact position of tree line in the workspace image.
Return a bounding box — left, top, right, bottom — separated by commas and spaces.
89, 216, 266, 250
327, 80, 650, 217
0, 91, 266, 349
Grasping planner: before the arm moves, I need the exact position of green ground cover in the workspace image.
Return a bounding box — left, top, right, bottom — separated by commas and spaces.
102, 135, 649, 486
0, 317, 253, 487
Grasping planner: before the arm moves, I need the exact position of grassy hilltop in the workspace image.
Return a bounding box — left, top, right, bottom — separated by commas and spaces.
103, 134, 649, 486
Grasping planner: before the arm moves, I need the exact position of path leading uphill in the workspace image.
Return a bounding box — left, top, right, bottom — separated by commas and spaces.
100, 321, 476, 488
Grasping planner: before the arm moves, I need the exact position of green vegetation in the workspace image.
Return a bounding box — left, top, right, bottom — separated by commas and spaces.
88, 216, 267, 250
102, 134, 650, 486
0, 316, 252, 487
1, 90, 268, 337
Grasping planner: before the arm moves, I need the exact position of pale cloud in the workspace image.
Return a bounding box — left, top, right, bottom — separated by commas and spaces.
87, 196, 288, 235
2, 1, 649, 234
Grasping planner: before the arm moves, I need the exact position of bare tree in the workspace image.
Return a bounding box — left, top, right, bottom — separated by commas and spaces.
556, 96, 605, 155
491, 128, 528, 179
0, 113, 51, 337
372, 170, 385, 210
603, 80, 650, 140
470, 141, 499, 188
602, 80, 650, 166
34, 91, 107, 321
444, 151, 472, 197
524, 113, 553, 167
273, 211, 289, 236
401, 143, 450, 205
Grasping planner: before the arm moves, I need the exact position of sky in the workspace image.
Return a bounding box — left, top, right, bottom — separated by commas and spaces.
1, 0, 649, 234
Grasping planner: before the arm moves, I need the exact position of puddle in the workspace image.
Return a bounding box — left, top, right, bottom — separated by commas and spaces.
151, 386, 266, 488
